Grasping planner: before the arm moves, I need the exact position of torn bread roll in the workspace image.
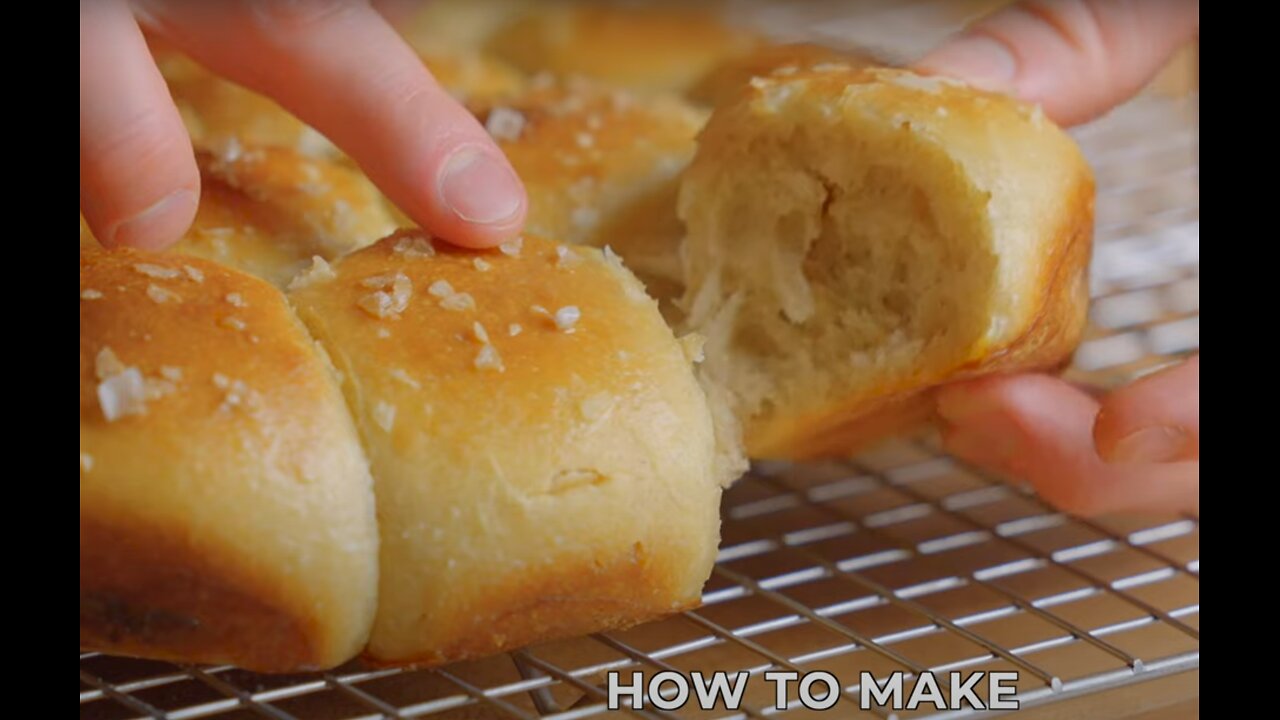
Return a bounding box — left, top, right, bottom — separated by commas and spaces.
288, 232, 729, 664
679, 67, 1094, 459
474, 78, 705, 317
79, 247, 379, 672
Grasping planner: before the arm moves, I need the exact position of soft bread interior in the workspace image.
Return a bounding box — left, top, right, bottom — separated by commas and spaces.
681, 76, 1001, 455
680, 67, 1093, 458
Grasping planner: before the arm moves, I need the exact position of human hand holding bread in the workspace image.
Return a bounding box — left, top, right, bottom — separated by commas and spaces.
917, 0, 1200, 515
80, 0, 1200, 672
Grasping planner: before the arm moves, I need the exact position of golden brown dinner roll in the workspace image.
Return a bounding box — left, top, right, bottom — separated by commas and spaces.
155, 50, 341, 160
80, 247, 379, 672
171, 147, 396, 288
688, 42, 877, 108
395, 0, 535, 55
289, 232, 729, 665
486, 1, 759, 94
473, 78, 706, 315
679, 67, 1094, 459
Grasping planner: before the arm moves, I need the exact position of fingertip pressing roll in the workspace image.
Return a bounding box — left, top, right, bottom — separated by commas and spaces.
288, 232, 731, 664
679, 67, 1094, 459
79, 247, 379, 672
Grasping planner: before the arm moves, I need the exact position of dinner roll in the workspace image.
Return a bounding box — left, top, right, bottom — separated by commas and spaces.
679, 67, 1094, 459
79, 247, 379, 672
155, 50, 341, 160
289, 232, 728, 664
688, 43, 876, 108
486, 1, 758, 94
171, 147, 396, 288
474, 78, 705, 315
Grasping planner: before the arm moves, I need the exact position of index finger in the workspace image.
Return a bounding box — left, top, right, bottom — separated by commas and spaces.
134, 0, 526, 248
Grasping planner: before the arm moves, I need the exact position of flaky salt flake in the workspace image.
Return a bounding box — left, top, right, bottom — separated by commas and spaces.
439, 292, 476, 311
498, 237, 523, 257
225, 292, 248, 308
134, 263, 181, 279
555, 245, 581, 268
160, 366, 183, 382
394, 235, 436, 258
183, 265, 205, 283
287, 256, 336, 290
485, 106, 527, 141
80, 452, 94, 473
473, 257, 492, 272
472, 321, 491, 344
220, 316, 247, 331
143, 377, 177, 401
575, 132, 594, 149
376, 327, 391, 339
508, 323, 523, 337
95, 347, 126, 380
98, 368, 147, 422
146, 284, 180, 304
390, 369, 420, 389
554, 306, 580, 332
358, 272, 412, 318
474, 344, 504, 372
81, 289, 104, 300
428, 279, 455, 298
373, 401, 397, 432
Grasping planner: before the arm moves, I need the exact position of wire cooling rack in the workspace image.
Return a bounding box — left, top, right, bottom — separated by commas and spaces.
80, 5, 1199, 719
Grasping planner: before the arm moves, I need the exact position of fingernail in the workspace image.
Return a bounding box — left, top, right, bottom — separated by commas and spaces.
918, 36, 1017, 92
1106, 426, 1189, 464
439, 148, 522, 225
108, 190, 197, 250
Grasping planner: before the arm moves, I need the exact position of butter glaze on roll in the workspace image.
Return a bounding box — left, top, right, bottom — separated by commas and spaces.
289, 232, 729, 664
678, 67, 1094, 459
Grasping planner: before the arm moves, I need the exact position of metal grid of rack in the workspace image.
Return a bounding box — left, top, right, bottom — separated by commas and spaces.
80, 5, 1199, 719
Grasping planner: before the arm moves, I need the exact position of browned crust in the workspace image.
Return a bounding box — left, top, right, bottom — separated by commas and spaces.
80, 513, 322, 672
366, 544, 698, 667
764, 173, 1095, 460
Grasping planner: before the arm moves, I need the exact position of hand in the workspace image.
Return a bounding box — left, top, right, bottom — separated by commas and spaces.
80, 0, 527, 251
917, 0, 1199, 126
936, 359, 1199, 515
918, 0, 1200, 514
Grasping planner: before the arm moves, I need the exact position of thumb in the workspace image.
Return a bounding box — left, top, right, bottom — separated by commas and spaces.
1094, 355, 1199, 464
915, 0, 1199, 126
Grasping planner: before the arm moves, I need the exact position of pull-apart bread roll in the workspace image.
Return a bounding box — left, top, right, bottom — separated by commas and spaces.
475, 79, 706, 311
688, 43, 876, 108
289, 232, 729, 664
680, 67, 1094, 459
79, 247, 379, 671
170, 148, 396, 288
486, 1, 758, 94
